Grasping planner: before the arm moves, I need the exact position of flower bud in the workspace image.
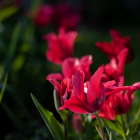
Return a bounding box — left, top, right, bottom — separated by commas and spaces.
53, 89, 61, 110
72, 113, 84, 134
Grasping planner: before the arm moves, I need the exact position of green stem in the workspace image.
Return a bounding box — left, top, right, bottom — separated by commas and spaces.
95, 114, 106, 140
64, 112, 69, 140
121, 116, 128, 140
126, 113, 130, 128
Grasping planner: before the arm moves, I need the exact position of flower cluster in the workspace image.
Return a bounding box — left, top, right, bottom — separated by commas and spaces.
46, 28, 140, 121
30, 2, 140, 139
34, 3, 81, 30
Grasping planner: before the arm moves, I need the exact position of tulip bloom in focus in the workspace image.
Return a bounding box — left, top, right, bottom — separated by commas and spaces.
47, 77, 73, 107
46, 55, 93, 81
101, 48, 128, 82
96, 29, 134, 63
58, 65, 135, 114
43, 28, 77, 64
72, 113, 84, 134
92, 77, 140, 120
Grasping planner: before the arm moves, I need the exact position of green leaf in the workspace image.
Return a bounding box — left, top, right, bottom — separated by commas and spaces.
116, 115, 123, 126
3, 22, 22, 77
0, 73, 8, 103
103, 121, 118, 140
129, 121, 137, 135
31, 94, 64, 140
103, 119, 125, 137
109, 131, 117, 140
0, 6, 18, 23
95, 125, 104, 140
135, 107, 140, 123
53, 89, 67, 121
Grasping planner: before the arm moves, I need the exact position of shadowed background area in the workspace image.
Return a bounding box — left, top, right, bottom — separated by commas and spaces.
0, 0, 140, 139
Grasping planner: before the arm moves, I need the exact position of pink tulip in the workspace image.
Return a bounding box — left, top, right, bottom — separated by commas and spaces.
44, 28, 77, 64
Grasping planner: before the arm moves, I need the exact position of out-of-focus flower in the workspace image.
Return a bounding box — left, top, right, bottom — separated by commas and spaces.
43, 28, 77, 64
60, 13, 81, 31
58, 65, 135, 114
101, 48, 128, 82
72, 113, 84, 134
52, 3, 81, 30
96, 29, 134, 63
92, 77, 140, 120
34, 2, 81, 30
47, 77, 73, 107
34, 4, 54, 26
46, 55, 93, 82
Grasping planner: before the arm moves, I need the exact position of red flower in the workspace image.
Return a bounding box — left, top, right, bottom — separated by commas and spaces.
92, 76, 140, 120
52, 3, 81, 30
43, 28, 77, 64
58, 65, 135, 114
46, 55, 93, 82
62, 55, 92, 81
46, 73, 64, 81
96, 29, 134, 63
34, 4, 54, 26
60, 13, 81, 31
47, 77, 73, 106
72, 113, 84, 134
101, 48, 128, 82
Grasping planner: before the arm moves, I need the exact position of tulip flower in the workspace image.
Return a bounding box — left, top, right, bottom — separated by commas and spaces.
47, 77, 73, 107
34, 4, 54, 26
60, 13, 81, 31
43, 28, 77, 64
46, 55, 92, 82
92, 76, 140, 120
96, 29, 134, 63
58, 65, 135, 114
101, 48, 128, 82
72, 113, 84, 134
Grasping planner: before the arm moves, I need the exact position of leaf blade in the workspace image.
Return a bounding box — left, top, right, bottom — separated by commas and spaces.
31, 94, 64, 140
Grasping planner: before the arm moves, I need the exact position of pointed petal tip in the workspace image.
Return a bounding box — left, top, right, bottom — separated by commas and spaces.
99, 64, 105, 71
132, 82, 140, 88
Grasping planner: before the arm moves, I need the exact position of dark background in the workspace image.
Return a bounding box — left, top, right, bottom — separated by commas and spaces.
0, 0, 140, 139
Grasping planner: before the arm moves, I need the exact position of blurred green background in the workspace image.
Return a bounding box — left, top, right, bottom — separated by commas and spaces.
0, 0, 140, 139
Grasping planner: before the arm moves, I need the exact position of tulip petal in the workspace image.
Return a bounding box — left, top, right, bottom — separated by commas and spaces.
96, 42, 113, 54
110, 29, 121, 39
106, 86, 136, 97
61, 78, 71, 98
101, 73, 110, 82
80, 55, 93, 67
88, 82, 106, 112
47, 78, 62, 98
87, 65, 105, 107
73, 70, 86, 101
104, 80, 116, 88
58, 94, 92, 114
118, 76, 124, 87
79, 55, 93, 81
62, 57, 79, 79
124, 82, 140, 112
46, 73, 64, 81
87, 65, 105, 112
117, 48, 128, 74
